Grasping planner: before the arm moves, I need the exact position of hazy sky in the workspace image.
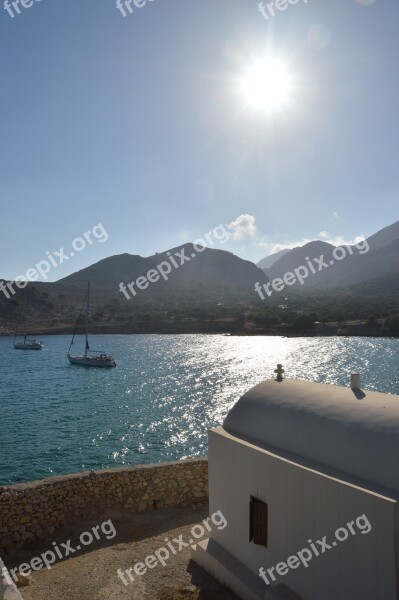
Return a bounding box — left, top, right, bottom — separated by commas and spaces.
0, 0, 398, 281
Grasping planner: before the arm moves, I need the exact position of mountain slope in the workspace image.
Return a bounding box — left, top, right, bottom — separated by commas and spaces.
57, 244, 268, 296
365, 220, 399, 252
257, 248, 292, 270
262, 221, 399, 290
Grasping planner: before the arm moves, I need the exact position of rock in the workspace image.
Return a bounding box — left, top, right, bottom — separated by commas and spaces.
15, 573, 34, 588
180, 584, 197, 595
19, 515, 31, 524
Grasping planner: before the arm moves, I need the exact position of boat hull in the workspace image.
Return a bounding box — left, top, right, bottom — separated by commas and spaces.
14, 342, 43, 350
68, 355, 116, 368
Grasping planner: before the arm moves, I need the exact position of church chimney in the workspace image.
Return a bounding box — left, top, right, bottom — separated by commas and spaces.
351, 373, 361, 390
274, 364, 285, 382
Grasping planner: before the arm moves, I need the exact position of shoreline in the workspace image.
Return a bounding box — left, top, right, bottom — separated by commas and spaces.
1, 324, 398, 338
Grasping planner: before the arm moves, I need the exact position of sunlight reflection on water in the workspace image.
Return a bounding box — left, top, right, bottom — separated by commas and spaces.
0, 334, 398, 483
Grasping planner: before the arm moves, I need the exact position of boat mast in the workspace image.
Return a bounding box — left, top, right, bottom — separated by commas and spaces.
14, 301, 23, 344
85, 282, 90, 357
14, 288, 27, 343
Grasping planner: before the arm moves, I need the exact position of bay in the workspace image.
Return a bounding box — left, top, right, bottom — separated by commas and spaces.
0, 334, 398, 485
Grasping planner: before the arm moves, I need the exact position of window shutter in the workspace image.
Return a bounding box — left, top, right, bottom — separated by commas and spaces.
250, 497, 268, 547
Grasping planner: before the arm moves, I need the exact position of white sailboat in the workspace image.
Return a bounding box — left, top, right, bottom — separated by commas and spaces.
67, 282, 116, 368
14, 334, 43, 350
13, 292, 43, 350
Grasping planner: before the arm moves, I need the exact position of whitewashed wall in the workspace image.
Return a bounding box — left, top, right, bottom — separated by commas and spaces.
208, 427, 399, 600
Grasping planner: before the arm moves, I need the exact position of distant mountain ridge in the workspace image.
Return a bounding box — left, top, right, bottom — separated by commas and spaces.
1, 220, 399, 336
258, 220, 399, 290
257, 248, 291, 270
1, 219, 398, 320
57, 243, 268, 296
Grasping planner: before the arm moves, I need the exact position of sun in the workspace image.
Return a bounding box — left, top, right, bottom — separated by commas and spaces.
242, 59, 292, 112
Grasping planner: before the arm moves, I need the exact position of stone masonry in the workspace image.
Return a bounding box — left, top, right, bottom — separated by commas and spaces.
0, 458, 208, 556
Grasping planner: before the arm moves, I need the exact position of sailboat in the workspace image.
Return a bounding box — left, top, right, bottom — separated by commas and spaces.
14, 291, 43, 350
14, 334, 43, 350
67, 282, 116, 368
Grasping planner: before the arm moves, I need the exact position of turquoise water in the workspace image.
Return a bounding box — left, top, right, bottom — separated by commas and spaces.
0, 334, 398, 485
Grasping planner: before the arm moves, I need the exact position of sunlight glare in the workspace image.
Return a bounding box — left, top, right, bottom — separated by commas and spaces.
242, 59, 292, 112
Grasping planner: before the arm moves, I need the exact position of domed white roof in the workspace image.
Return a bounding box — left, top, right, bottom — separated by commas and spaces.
223, 378, 399, 494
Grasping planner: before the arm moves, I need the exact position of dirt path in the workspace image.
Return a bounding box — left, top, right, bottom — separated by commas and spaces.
7, 505, 239, 600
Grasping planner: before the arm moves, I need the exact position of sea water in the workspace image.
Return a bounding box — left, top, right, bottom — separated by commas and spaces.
0, 334, 398, 485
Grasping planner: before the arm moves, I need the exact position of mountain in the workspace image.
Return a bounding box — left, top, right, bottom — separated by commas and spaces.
0, 244, 269, 335
365, 220, 399, 252
257, 248, 292, 270
58, 243, 268, 295
1, 223, 399, 336
263, 240, 336, 287
261, 220, 399, 291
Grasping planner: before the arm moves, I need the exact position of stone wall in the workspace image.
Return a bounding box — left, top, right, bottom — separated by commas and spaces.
0, 458, 208, 555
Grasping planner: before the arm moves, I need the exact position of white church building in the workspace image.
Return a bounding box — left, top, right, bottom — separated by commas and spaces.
193, 369, 399, 600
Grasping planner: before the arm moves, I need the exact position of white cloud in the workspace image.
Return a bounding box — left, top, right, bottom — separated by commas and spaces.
332, 211, 339, 219
324, 235, 365, 247
227, 214, 257, 241
224, 214, 366, 262
258, 234, 367, 259
266, 239, 312, 255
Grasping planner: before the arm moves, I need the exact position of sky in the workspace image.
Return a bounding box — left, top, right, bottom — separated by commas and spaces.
0, 0, 398, 281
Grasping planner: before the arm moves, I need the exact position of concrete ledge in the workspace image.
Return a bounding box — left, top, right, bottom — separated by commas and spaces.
192, 538, 301, 600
